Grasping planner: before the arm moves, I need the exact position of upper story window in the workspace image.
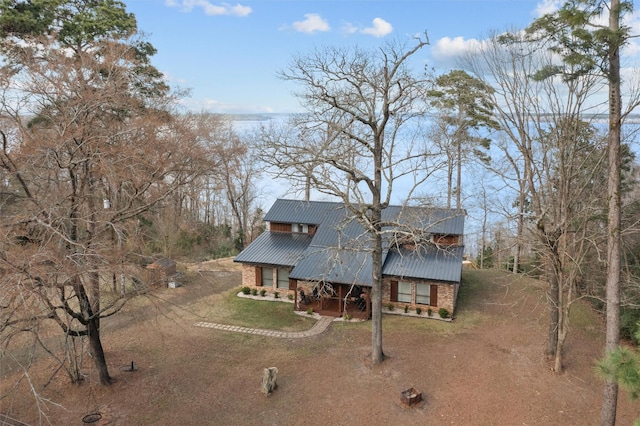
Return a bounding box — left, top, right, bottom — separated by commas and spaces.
293, 224, 308, 233
268, 222, 311, 233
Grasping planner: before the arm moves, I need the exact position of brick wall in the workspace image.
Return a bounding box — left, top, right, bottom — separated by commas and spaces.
241, 264, 256, 287
382, 277, 456, 314
241, 265, 459, 315
240, 264, 294, 296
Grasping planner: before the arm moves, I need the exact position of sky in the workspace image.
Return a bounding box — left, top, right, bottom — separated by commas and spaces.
120, 0, 640, 249
123, 0, 569, 114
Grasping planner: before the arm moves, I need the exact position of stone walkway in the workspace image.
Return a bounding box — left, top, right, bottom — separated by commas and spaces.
193, 315, 334, 339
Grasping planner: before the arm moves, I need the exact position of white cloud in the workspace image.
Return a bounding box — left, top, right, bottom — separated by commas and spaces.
166, 0, 251, 17
341, 18, 393, 37
291, 13, 330, 33
431, 36, 483, 66
341, 22, 358, 35
534, 0, 562, 17
360, 18, 393, 37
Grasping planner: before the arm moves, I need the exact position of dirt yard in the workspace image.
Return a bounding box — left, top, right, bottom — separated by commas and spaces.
1, 259, 638, 425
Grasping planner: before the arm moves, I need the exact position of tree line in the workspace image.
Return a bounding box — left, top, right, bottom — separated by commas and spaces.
0, 0, 262, 402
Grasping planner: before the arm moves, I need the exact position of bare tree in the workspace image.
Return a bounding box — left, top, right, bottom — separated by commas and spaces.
464, 30, 609, 372
525, 1, 639, 421
259, 35, 448, 364
0, 1, 207, 389
215, 121, 262, 249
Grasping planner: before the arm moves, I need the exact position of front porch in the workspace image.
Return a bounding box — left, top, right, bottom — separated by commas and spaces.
294, 283, 371, 319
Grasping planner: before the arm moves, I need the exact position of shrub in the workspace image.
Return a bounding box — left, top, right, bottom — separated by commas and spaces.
344, 314, 352, 321
438, 308, 450, 319
404, 305, 409, 313
427, 308, 432, 317
416, 307, 422, 315
287, 294, 294, 300
387, 303, 395, 311
621, 309, 640, 344
251, 288, 257, 296
241, 286, 251, 295
306, 308, 314, 315
260, 289, 266, 297
274, 291, 279, 299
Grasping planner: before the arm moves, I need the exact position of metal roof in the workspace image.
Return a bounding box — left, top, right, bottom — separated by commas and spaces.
289, 247, 375, 287
263, 199, 343, 225
383, 205, 466, 235
264, 199, 465, 235
383, 245, 465, 283
235, 199, 466, 286
288, 206, 389, 286
233, 231, 312, 267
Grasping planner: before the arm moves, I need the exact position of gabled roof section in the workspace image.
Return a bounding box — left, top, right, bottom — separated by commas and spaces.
383, 245, 465, 283
233, 231, 312, 267
289, 247, 373, 287
385, 205, 466, 235
263, 199, 342, 225
289, 204, 383, 286
235, 199, 466, 286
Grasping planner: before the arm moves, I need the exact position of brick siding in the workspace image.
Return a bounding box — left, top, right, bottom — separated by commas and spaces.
382, 277, 456, 314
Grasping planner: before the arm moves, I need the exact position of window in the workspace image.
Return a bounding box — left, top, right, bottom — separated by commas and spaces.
277, 268, 289, 289
294, 223, 308, 233
262, 267, 273, 288
416, 283, 431, 305
398, 281, 412, 303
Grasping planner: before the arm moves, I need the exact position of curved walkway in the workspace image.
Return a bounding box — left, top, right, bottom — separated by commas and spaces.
193, 315, 334, 339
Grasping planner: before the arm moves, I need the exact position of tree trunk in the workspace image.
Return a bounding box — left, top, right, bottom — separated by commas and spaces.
447, 156, 453, 209
370, 123, 385, 365
456, 137, 462, 209
77, 282, 112, 385
601, 2, 622, 424
370, 209, 385, 365
554, 317, 569, 373
87, 316, 112, 385
554, 271, 567, 373
513, 183, 526, 275
546, 262, 559, 359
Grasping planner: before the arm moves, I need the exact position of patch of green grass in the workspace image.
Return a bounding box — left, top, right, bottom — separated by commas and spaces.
456, 269, 484, 310
381, 311, 480, 337
570, 300, 600, 338
222, 288, 315, 332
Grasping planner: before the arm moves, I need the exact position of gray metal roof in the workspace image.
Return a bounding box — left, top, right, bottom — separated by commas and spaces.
264, 199, 465, 235
383, 205, 466, 235
289, 247, 374, 287
233, 231, 312, 267
263, 199, 343, 225
235, 199, 466, 286
383, 245, 464, 283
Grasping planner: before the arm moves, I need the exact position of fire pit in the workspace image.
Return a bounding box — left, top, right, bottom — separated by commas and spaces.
400, 387, 422, 407
82, 413, 102, 423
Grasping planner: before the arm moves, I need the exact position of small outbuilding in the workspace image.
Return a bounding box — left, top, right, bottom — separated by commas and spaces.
146, 258, 179, 287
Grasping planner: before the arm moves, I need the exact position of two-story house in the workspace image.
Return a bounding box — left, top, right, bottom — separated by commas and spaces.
234, 199, 465, 319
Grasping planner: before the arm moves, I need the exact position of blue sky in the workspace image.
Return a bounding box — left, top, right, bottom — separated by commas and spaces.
123, 0, 566, 114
